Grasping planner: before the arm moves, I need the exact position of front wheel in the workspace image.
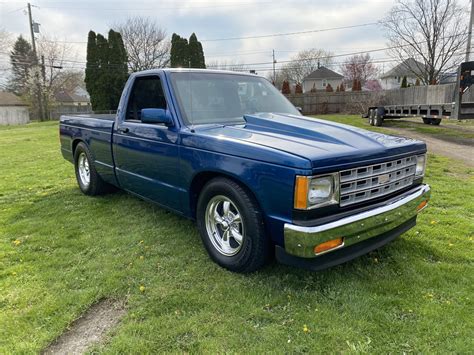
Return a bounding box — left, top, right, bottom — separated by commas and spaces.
196, 178, 269, 273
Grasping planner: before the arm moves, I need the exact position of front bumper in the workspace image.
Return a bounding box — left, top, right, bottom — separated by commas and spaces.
282, 184, 431, 260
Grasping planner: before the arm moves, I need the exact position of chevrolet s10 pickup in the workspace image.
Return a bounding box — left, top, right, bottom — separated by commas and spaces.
60, 69, 430, 273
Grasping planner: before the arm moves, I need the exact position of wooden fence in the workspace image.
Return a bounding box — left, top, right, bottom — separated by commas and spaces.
285, 83, 474, 115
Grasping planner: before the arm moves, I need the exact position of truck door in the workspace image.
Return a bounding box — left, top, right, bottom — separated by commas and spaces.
113, 74, 181, 212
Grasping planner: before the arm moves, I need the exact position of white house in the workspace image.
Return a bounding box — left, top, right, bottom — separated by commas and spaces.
302, 66, 343, 93
0, 91, 29, 125
380, 58, 426, 89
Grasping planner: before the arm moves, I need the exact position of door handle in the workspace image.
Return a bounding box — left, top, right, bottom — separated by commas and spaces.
117, 127, 129, 134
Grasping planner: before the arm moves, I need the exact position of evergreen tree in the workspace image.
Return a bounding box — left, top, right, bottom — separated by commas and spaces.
351, 79, 357, 91
108, 29, 128, 109
325, 83, 334, 92
85, 30, 128, 111
188, 33, 205, 68
415, 78, 420, 86
295, 83, 302, 94
401, 76, 408, 88
281, 80, 290, 94
7, 36, 35, 95
339, 82, 345, 92
170, 33, 206, 68
94, 33, 110, 111
170, 33, 189, 68
85, 31, 99, 110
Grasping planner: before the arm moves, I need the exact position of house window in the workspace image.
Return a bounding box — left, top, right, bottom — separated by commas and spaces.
397, 76, 400, 83
322, 79, 327, 88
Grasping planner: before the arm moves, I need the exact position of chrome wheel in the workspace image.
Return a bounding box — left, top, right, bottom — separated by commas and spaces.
77, 152, 90, 187
205, 195, 244, 256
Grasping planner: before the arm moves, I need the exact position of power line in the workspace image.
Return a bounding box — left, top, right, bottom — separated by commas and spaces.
201, 22, 381, 42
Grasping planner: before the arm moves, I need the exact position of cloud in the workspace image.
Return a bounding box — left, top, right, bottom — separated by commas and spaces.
0, 0, 470, 80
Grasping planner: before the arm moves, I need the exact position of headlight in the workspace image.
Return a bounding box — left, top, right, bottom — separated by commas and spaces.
415, 154, 426, 176
294, 173, 339, 209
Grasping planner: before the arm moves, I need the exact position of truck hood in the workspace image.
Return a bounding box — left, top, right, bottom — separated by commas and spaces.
187, 113, 426, 171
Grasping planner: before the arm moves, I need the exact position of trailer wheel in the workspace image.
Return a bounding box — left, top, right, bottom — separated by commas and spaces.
368, 109, 375, 126
374, 111, 383, 126
430, 118, 441, 125
422, 118, 432, 124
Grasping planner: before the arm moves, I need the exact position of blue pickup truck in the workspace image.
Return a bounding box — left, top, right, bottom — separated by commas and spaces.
60, 69, 431, 272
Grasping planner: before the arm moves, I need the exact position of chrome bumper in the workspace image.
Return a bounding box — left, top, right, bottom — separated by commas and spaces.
284, 184, 431, 258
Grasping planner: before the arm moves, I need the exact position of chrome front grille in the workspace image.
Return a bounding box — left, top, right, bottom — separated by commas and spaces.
339, 156, 417, 207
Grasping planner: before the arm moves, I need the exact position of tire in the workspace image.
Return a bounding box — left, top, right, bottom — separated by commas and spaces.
368, 109, 375, 126
196, 177, 269, 273
430, 118, 441, 125
74, 142, 109, 196
374, 110, 383, 126
422, 117, 432, 124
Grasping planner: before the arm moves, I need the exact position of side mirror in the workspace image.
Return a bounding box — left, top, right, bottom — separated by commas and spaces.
141, 108, 173, 126
295, 106, 303, 114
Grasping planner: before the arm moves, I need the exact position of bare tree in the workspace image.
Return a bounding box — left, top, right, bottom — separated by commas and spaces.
280, 49, 334, 84
35, 37, 85, 117
114, 16, 170, 72
382, 0, 468, 84
37, 38, 76, 94
0, 28, 13, 82
0, 27, 12, 52
207, 59, 248, 72
341, 53, 378, 87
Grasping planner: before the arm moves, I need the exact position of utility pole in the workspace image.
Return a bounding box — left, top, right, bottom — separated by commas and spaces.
467, 0, 473, 62
27, 3, 37, 57
272, 49, 276, 84
27, 2, 45, 120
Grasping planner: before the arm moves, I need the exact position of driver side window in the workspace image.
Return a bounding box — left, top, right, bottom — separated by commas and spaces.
126, 76, 167, 122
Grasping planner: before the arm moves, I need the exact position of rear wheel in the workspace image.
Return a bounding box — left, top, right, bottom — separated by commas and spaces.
74, 142, 109, 195
196, 177, 269, 273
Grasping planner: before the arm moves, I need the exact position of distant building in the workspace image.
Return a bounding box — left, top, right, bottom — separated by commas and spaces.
302, 66, 343, 93
0, 91, 29, 125
54, 86, 91, 114
380, 58, 426, 89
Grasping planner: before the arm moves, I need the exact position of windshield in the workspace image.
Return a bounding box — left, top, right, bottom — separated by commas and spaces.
169, 72, 300, 125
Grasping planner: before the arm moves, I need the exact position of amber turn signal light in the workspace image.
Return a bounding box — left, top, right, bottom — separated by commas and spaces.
417, 199, 428, 212
314, 237, 344, 254
294, 176, 309, 209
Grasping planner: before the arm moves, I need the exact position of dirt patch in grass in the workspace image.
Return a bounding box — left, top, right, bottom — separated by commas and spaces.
381, 126, 474, 167
43, 299, 126, 355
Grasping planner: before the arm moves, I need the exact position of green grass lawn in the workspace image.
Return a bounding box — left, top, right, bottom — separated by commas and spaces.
1, 120, 473, 353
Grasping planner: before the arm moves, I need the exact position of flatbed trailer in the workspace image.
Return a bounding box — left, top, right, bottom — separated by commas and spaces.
365, 61, 474, 126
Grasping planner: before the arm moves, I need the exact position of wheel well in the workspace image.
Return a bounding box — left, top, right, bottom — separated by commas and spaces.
189, 171, 261, 219
72, 139, 83, 155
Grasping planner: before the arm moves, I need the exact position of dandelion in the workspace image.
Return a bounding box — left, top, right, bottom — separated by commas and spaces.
303, 324, 310, 333
12, 240, 21, 246
139, 240, 144, 244
139, 255, 144, 260
12, 272, 17, 276
448, 243, 454, 247
430, 220, 437, 225
139, 285, 145, 292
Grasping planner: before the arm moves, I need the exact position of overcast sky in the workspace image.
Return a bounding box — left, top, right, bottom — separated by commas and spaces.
0, 0, 471, 82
